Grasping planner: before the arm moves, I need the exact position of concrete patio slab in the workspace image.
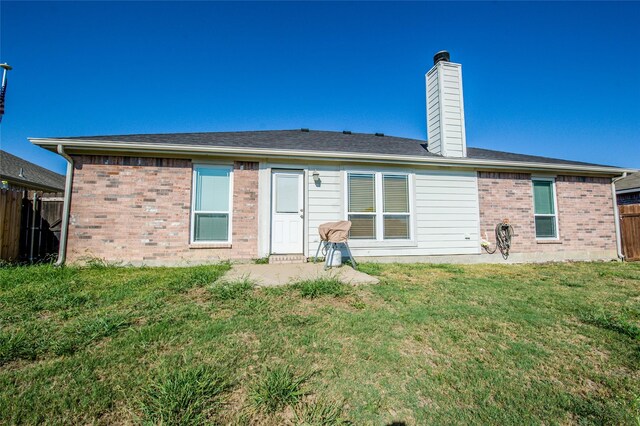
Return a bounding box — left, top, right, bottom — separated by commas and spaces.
222, 263, 379, 287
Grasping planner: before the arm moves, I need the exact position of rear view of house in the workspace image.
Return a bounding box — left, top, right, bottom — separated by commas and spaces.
30, 52, 633, 266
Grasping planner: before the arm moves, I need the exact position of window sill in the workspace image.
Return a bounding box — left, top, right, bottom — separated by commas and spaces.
347, 240, 418, 249
536, 239, 562, 244
189, 243, 232, 249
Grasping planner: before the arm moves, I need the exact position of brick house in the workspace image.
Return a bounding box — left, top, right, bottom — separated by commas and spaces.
30, 52, 634, 265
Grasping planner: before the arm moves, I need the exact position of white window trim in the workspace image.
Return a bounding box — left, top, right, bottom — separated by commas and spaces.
190, 163, 234, 245
532, 176, 560, 240
343, 170, 414, 243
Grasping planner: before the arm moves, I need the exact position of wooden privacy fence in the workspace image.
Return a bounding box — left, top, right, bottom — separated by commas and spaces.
0, 189, 23, 260
0, 189, 64, 262
620, 204, 640, 261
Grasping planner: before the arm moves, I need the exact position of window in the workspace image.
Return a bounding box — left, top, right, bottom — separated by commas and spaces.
532, 179, 558, 239
347, 172, 411, 240
348, 174, 376, 239
191, 165, 232, 243
275, 174, 300, 213
383, 175, 410, 239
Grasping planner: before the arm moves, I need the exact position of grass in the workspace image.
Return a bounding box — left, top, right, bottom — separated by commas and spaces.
294, 398, 349, 425
141, 363, 230, 425
293, 277, 349, 299
579, 309, 640, 339
0, 261, 639, 424
250, 365, 310, 413
210, 278, 254, 301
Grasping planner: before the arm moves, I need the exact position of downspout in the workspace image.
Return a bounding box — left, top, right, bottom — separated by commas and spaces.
611, 173, 627, 261
55, 145, 74, 266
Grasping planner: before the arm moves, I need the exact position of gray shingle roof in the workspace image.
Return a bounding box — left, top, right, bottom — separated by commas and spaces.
57, 129, 613, 168
616, 172, 640, 191
0, 150, 65, 191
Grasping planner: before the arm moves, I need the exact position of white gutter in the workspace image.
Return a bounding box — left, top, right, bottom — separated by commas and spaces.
616, 187, 640, 195
55, 145, 74, 267
29, 138, 637, 175
611, 173, 628, 261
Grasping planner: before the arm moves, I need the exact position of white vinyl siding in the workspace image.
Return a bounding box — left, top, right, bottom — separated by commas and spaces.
307, 166, 342, 255
426, 61, 466, 157
532, 178, 559, 239
191, 164, 233, 244
306, 166, 479, 257
426, 69, 442, 154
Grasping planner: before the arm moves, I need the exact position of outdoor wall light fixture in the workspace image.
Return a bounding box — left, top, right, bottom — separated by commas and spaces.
312, 170, 320, 183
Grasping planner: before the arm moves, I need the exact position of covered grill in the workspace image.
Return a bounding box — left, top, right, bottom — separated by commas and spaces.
313, 220, 357, 269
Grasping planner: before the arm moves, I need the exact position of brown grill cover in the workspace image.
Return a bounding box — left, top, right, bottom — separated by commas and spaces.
318, 221, 351, 243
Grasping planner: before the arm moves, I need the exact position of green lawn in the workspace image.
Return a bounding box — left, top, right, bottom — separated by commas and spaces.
1, 261, 639, 425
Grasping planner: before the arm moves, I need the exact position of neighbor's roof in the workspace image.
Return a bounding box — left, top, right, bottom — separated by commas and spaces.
0, 150, 65, 191
616, 172, 640, 192
30, 129, 632, 174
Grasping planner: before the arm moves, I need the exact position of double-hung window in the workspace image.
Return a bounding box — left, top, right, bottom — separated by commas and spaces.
348, 174, 377, 239
382, 175, 410, 239
191, 165, 233, 243
347, 172, 411, 240
532, 178, 558, 239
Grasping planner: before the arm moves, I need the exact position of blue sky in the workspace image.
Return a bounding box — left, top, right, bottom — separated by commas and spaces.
1, 1, 639, 175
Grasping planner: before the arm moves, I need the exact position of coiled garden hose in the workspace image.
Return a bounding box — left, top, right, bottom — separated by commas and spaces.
481, 220, 514, 260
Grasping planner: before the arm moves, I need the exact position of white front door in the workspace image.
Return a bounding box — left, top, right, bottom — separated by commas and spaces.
271, 170, 304, 254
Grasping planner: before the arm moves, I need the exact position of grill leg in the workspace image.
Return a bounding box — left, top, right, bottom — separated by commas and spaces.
343, 243, 357, 270
313, 240, 325, 263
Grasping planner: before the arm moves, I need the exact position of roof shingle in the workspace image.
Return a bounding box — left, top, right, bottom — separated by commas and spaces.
57, 129, 615, 168
616, 172, 640, 191
0, 150, 65, 191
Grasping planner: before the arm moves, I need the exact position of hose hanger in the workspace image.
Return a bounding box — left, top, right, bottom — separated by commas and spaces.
481, 218, 514, 260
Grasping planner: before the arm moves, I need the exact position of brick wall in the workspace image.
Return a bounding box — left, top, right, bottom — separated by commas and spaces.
478, 172, 616, 253
67, 155, 259, 264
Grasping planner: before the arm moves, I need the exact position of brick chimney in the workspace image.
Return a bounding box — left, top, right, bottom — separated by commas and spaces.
425, 51, 467, 157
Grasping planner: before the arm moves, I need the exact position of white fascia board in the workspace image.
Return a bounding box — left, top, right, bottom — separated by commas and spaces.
29, 138, 637, 175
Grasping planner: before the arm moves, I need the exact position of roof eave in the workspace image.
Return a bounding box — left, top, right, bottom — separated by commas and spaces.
616, 187, 640, 195
0, 174, 65, 192
29, 138, 636, 176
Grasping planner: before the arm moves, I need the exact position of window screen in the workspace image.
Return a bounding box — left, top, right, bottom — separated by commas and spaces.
383, 175, 409, 213
348, 174, 375, 213
192, 166, 232, 242
532, 179, 557, 238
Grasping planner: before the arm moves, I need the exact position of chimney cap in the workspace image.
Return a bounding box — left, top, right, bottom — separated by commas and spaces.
433, 50, 450, 65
